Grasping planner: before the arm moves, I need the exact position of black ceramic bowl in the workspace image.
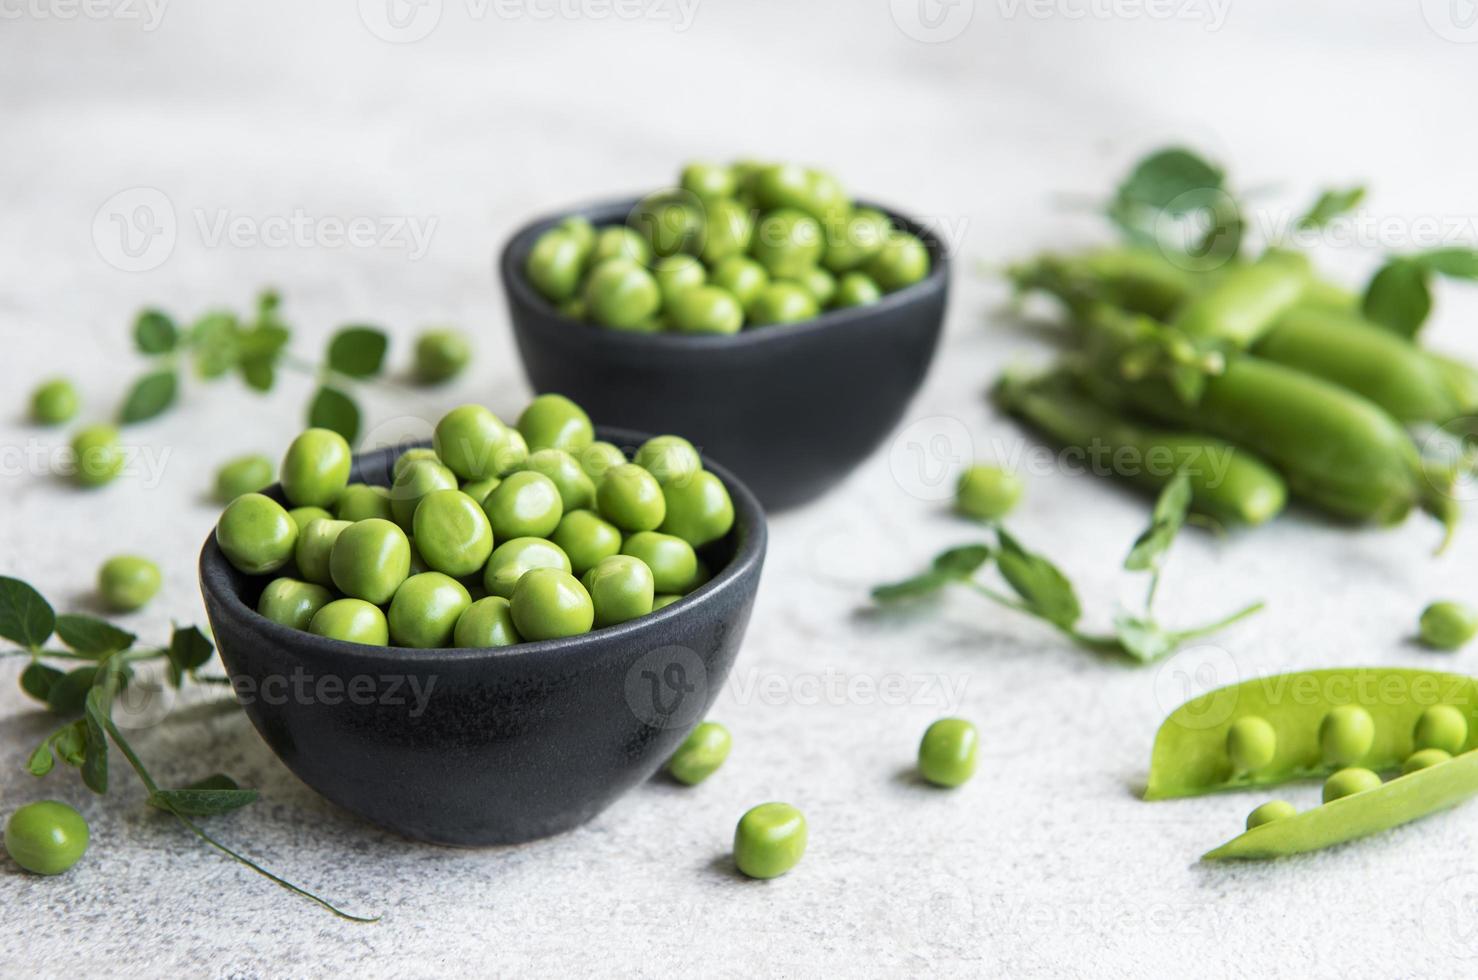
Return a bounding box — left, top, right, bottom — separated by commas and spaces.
500, 198, 951, 511
198, 429, 766, 847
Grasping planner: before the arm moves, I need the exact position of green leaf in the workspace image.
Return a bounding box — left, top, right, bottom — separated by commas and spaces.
326, 326, 389, 379
308, 386, 361, 445
1295, 186, 1365, 230
1114, 147, 1224, 214
52, 720, 88, 767
871, 569, 952, 603
994, 530, 1082, 630
237, 319, 290, 393
82, 686, 110, 794
239, 358, 276, 392
133, 308, 179, 354
27, 740, 54, 777
1113, 613, 1175, 663
1125, 472, 1193, 572
149, 774, 259, 816
1414, 248, 1478, 280
46, 666, 98, 715
0, 576, 55, 650
1362, 259, 1431, 338
120, 369, 178, 424
191, 312, 242, 378
20, 662, 64, 702
166, 625, 215, 686
932, 544, 993, 578
55, 614, 136, 656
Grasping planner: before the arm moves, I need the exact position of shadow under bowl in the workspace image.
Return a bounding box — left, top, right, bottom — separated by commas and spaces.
500, 197, 951, 512
198, 429, 767, 847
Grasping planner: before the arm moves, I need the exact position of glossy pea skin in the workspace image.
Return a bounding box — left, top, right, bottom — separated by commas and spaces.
1225, 716, 1277, 775
388, 572, 472, 649
710, 255, 769, 308
215, 453, 274, 503
584, 258, 662, 331
750, 209, 823, 278
590, 225, 652, 267
292, 518, 350, 586
747, 282, 819, 327
752, 163, 814, 215
390, 459, 460, 531
582, 555, 655, 627
680, 161, 737, 201
279, 428, 352, 508
5, 801, 89, 875
634, 435, 702, 487
831, 271, 883, 309
1403, 748, 1453, 775
955, 465, 1023, 521
667, 721, 731, 785
653, 593, 682, 610
329, 518, 411, 605
30, 378, 80, 425
550, 509, 623, 575
699, 199, 754, 266
517, 449, 597, 511
785, 267, 836, 308
413, 327, 472, 384
216, 493, 299, 575
510, 568, 594, 640
336, 483, 394, 523
668, 286, 744, 336
1413, 704, 1469, 754
659, 470, 734, 547
412, 489, 494, 577
435, 404, 519, 481
578, 441, 628, 483
733, 802, 807, 879
287, 506, 334, 532
1419, 601, 1478, 651
866, 231, 931, 291
518, 394, 595, 455
1319, 705, 1375, 767
394, 447, 443, 481
654, 254, 707, 306
257, 577, 334, 631
1322, 767, 1382, 803
459, 476, 502, 507
1245, 800, 1296, 830
823, 209, 890, 273
918, 718, 979, 788
483, 536, 571, 599
558, 215, 596, 265
97, 555, 161, 612
453, 595, 521, 647
526, 229, 586, 303
482, 470, 564, 540
71, 425, 124, 487
621, 531, 697, 595
681, 558, 712, 595
309, 598, 389, 646
598, 464, 667, 532
630, 196, 704, 258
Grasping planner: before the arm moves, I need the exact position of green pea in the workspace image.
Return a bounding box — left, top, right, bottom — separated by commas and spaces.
747, 282, 819, 327
634, 435, 703, 487
30, 378, 80, 425
459, 476, 502, 507
257, 577, 334, 631
680, 161, 737, 201
620, 531, 697, 595
652, 593, 682, 610
287, 506, 334, 533
482, 470, 563, 540
750, 209, 823, 278
667, 286, 744, 336
1225, 716, 1277, 775
784, 267, 836, 307
294, 518, 352, 586
752, 163, 814, 214
654, 254, 707, 305
1403, 748, 1453, 775
390, 459, 460, 531
510, 568, 594, 640
709, 255, 769, 308
525, 229, 586, 303
1319, 705, 1375, 767
453, 595, 521, 647
518, 394, 595, 455
413, 328, 471, 384
279, 428, 351, 509
483, 536, 571, 599
216, 493, 299, 575
699, 199, 754, 266
1245, 800, 1296, 830
667, 721, 731, 785
866, 231, 931, 291
578, 441, 628, 482
97, 555, 161, 612
659, 470, 734, 547
582, 554, 655, 627
71, 424, 124, 487
550, 509, 623, 575
733, 802, 807, 879
823, 209, 890, 273
394, 447, 444, 481
1419, 601, 1478, 651
215, 453, 274, 503
955, 465, 1024, 521
805, 169, 851, 225
680, 558, 711, 594
831, 271, 883, 309
517, 448, 597, 511
918, 718, 979, 788
597, 463, 666, 532
388, 572, 472, 648
557, 216, 596, 265
434, 404, 520, 480
1322, 767, 1381, 803
590, 225, 651, 267
309, 598, 389, 646
498, 429, 531, 475
329, 518, 411, 605
336, 483, 394, 522
583, 258, 662, 331
630, 196, 703, 258
1413, 704, 1469, 755
4, 801, 89, 875
412, 489, 494, 577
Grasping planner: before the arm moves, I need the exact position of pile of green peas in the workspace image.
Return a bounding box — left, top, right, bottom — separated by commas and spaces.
524, 161, 933, 335
214, 394, 736, 648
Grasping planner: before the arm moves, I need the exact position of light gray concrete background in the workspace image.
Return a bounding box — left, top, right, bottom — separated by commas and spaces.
3, 1, 1478, 976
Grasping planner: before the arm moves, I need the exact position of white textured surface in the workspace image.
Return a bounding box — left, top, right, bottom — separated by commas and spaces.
4, 1, 1478, 976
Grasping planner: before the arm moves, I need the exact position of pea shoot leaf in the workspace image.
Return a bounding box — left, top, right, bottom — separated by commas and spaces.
120, 368, 179, 423
191, 312, 242, 378
20, 661, 65, 702
0, 577, 55, 650
133, 309, 179, 354
1125, 472, 1193, 572
933, 544, 993, 577
27, 740, 55, 777
1414, 247, 1478, 279
46, 666, 98, 715
308, 386, 361, 445
167, 625, 215, 687
52, 720, 88, 768
1363, 259, 1432, 338
871, 544, 993, 603
994, 530, 1081, 630
55, 614, 136, 656
1295, 186, 1365, 230
1108, 147, 1229, 257
82, 686, 110, 794
1113, 613, 1175, 663
150, 774, 258, 816
326, 326, 388, 379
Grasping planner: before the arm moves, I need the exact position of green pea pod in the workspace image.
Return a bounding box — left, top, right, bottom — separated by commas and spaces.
1009, 249, 1197, 321
992, 372, 1286, 526
1171, 248, 1312, 347
1145, 668, 1478, 800
1202, 751, 1478, 859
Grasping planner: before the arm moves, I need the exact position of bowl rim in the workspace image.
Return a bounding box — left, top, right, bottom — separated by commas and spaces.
498, 193, 952, 351
198, 426, 768, 668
